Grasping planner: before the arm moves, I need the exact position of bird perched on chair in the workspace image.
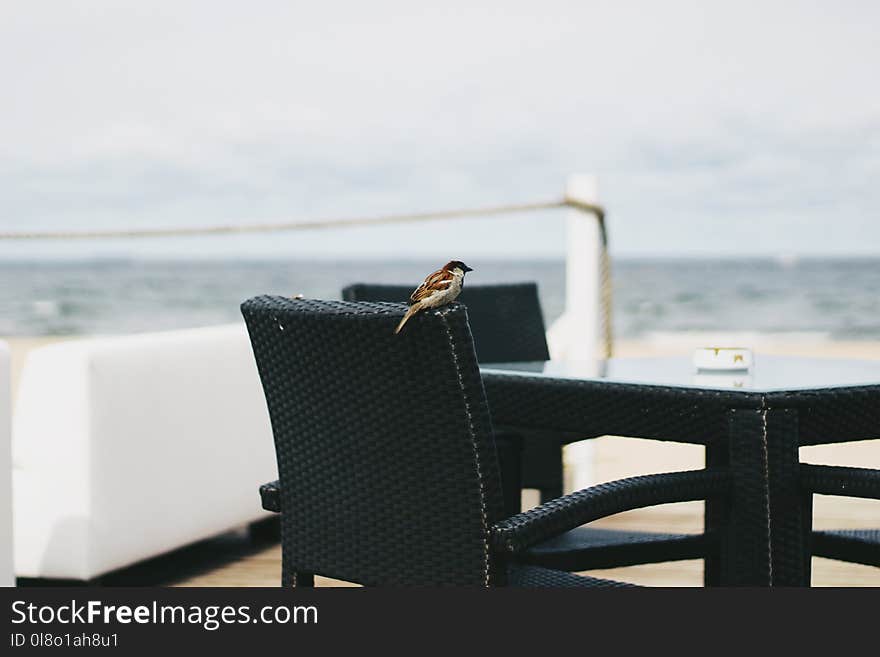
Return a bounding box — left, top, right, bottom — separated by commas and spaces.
394, 260, 474, 334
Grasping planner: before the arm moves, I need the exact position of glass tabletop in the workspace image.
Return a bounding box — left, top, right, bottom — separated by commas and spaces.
480, 355, 880, 392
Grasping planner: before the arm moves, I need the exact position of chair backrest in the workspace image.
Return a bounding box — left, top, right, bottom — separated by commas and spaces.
241, 297, 507, 586
342, 282, 551, 363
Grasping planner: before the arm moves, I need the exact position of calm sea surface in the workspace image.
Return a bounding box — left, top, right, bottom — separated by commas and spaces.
1, 258, 878, 339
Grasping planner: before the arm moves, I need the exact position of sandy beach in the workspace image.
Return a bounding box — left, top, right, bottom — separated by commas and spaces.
6, 333, 880, 586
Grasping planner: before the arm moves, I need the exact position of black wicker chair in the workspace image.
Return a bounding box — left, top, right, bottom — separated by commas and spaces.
342, 282, 708, 572
801, 465, 880, 573
242, 296, 729, 586
343, 283, 560, 500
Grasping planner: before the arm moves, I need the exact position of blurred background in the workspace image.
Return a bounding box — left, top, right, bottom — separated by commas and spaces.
3, 1, 880, 588
1, 1, 878, 338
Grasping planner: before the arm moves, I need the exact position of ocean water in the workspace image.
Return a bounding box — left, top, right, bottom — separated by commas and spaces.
0, 257, 879, 339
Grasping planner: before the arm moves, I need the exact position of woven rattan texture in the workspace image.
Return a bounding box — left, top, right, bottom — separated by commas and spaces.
764, 409, 809, 585
482, 376, 752, 445
345, 282, 564, 502
723, 409, 773, 585
491, 469, 729, 554
259, 480, 280, 512
801, 463, 880, 569
764, 388, 880, 445
342, 283, 551, 363
800, 464, 880, 499
507, 564, 638, 588
812, 530, 880, 567
242, 297, 506, 586
519, 527, 710, 571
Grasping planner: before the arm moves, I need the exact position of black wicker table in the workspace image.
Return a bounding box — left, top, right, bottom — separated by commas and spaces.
480, 355, 880, 586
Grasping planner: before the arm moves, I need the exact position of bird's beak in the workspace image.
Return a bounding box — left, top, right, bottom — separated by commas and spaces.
462, 265, 473, 272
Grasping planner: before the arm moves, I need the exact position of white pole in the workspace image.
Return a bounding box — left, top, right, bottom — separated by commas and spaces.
0, 342, 12, 586
547, 174, 602, 361
547, 174, 603, 491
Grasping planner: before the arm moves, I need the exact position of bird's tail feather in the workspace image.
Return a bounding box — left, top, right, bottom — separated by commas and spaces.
394, 306, 419, 334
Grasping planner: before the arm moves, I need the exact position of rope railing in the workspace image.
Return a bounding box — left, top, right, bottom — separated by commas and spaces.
0, 199, 598, 240
0, 197, 613, 356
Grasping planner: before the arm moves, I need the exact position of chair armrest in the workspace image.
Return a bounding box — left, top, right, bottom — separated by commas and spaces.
801, 464, 880, 499
259, 480, 281, 512
491, 468, 730, 554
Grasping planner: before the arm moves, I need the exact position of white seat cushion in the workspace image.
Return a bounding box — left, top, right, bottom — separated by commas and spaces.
13, 324, 277, 580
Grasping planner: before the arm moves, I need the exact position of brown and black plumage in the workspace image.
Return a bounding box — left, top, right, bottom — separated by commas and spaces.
394, 260, 473, 333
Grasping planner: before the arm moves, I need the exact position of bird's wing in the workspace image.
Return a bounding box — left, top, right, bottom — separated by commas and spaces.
409, 268, 454, 304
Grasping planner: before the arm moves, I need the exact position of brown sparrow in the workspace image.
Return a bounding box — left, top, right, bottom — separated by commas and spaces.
394, 260, 474, 333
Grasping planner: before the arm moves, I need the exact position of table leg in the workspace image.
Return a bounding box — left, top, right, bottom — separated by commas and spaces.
800, 492, 814, 585
704, 441, 729, 587
722, 407, 810, 586
521, 431, 564, 503
721, 408, 773, 585
764, 408, 810, 586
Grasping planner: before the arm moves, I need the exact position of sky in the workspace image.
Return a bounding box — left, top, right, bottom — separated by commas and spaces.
1, 1, 879, 260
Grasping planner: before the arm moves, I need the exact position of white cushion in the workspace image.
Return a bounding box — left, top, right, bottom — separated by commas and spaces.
13, 324, 277, 580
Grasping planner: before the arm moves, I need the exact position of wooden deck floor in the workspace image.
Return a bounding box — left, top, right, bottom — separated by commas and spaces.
172, 539, 880, 588
171, 434, 880, 587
